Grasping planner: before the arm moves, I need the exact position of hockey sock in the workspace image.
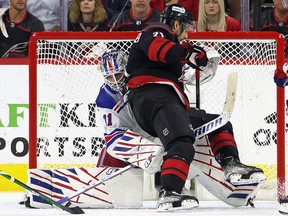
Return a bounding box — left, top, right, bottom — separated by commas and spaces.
160, 155, 189, 194
209, 131, 239, 164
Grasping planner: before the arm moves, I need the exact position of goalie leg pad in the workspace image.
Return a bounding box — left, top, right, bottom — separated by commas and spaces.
226, 181, 263, 207
189, 137, 264, 207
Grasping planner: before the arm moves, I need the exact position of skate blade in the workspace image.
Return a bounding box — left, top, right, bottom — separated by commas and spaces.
157, 200, 198, 212
228, 172, 266, 186
279, 204, 288, 215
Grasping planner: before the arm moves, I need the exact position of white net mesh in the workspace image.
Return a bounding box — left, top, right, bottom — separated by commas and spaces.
185, 38, 278, 199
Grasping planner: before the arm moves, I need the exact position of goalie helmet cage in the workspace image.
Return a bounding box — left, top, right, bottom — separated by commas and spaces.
29, 31, 286, 201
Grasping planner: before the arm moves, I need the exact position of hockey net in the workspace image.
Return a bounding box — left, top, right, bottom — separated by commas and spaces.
29, 31, 286, 201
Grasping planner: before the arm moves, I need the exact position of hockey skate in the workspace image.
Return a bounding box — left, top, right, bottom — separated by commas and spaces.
156, 189, 199, 212
279, 196, 288, 215
222, 157, 266, 186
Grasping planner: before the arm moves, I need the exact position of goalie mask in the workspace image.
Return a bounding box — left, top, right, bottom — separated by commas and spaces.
100, 49, 128, 92
160, 4, 196, 33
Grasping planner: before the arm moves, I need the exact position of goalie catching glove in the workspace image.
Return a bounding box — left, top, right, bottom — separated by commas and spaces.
181, 42, 208, 70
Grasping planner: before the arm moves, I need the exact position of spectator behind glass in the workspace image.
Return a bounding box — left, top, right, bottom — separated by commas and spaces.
102, 0, 131, 20
197, 0, 241, 32
107, 0, 160, 31
68, 0, 108, 31
255, 0, 288, 56
0, 0, 44, 58
26, 0, 61, 32
225, 0, 241, 22
0, 0, 9, 8
150, 0, 199, 21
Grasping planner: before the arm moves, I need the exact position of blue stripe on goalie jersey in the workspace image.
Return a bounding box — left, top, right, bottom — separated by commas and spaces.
113, 101, 127, 113
96, 85, 125, 112
31, 177, 63, 194
105, 128, 126, 148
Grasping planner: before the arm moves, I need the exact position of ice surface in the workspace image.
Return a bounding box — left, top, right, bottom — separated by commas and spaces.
0, 192, 281, 216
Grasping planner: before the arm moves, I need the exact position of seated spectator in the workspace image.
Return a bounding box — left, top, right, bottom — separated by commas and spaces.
102, 0, 131, 20
225, 0, 241, 22
254, 0, 288, 56
150, 0, 199, 21
107, 0, 160, 31
197, 0, 241, 32
26, 0, 62, 31
0, 0, 45, 58
68, 0, 108, 32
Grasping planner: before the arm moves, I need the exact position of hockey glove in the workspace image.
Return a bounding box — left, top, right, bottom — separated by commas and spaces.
181, 42, 208, 70
274, 69, 288, 88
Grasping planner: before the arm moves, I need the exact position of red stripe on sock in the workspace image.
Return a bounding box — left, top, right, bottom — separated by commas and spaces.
161, 158, 189, 181
210, 132, 237, 155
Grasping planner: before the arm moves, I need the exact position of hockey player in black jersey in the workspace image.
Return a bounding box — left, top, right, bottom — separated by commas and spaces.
126, 4, 266, 211
0, 0, 44, 58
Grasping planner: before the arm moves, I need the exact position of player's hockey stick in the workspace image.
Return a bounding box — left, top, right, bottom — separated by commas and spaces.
57, 72, 238, 206
0, 170, 84, 214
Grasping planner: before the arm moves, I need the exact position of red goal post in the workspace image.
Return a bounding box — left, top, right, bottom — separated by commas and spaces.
28, 31, 286, 200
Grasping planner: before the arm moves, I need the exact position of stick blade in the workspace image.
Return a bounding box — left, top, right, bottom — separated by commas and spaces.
63, 205, 85, 214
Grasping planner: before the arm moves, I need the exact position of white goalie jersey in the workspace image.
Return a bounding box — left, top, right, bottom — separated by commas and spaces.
95, 84, 151, 146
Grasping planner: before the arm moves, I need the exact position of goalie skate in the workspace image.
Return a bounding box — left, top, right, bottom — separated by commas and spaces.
279, 196, 288, 215
156, 189, 199, 212
222, 157, 266, 186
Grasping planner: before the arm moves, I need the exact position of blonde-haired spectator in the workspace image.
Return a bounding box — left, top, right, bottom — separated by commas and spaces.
68, 0, 108, 31
197, 0, 240, 32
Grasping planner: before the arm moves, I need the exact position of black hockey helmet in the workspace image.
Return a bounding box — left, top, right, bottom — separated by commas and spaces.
160, 4, 195, 31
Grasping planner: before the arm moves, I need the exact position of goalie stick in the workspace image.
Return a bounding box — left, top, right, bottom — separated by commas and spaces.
0, 170, 84, 214
57, 72, 238, 206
